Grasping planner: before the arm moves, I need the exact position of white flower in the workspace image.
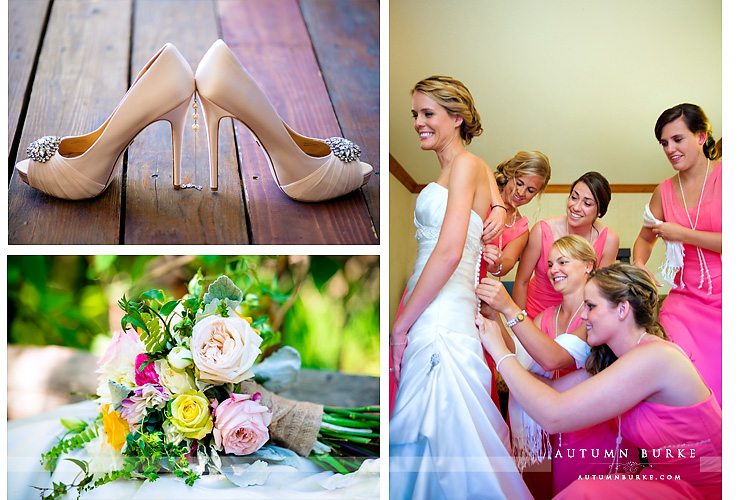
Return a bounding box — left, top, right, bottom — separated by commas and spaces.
163, 420, 187, 446
83, 433, 126, 480
167, 346, 193, 370
155, 359, 197, 394
190, 312, 263, 384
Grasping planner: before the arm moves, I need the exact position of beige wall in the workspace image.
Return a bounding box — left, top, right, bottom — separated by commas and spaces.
389, 174, 419, 329
389, 0, 721, 186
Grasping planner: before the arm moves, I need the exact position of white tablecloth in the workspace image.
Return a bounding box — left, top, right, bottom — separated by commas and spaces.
8, 401, 379, 499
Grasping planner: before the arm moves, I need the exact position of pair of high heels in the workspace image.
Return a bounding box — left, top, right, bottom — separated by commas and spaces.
15, 40, 373, 202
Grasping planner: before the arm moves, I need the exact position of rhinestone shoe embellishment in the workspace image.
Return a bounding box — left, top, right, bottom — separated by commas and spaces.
324, 137, 361, 162
27, 136, 62, 163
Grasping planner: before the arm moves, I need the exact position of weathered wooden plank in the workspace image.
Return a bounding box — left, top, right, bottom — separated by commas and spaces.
300, 0, 381, 237
8, 0, 51, 161
217, 0, 378, 245
8, 0, 131, 245
124, 0, 249, 244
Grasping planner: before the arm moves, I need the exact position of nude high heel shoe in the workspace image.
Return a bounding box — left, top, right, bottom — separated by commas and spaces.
195, 39, 373, 202
14, 43, 195, 200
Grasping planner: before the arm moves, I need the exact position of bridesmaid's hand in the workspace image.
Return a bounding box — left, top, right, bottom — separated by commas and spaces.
476, 277, 515, 315
483, 244, 501, 274
650, 221, 686, 244
475, 314, 512, 363
482, 207, 505, 243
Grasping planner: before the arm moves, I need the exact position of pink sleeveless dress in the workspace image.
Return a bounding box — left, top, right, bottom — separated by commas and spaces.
525, 220, 608, 320
538, 308, 638, 498
658, 163, 722, 406
554, 338, 721, 499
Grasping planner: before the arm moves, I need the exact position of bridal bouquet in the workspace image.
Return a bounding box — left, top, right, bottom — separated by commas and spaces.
36, 273, 379, 500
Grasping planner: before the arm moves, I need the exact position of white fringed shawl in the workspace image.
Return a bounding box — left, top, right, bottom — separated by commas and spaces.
642, 203, 685, 289
508, 334, 590, 471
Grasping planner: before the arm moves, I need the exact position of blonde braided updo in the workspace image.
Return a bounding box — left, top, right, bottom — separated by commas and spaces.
494, 151, 551, 193
412, 76, 483, 145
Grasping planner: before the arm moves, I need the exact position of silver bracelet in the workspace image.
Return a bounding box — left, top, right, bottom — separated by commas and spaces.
489, 264, 503, 276
495, 353, 516, 371
390, 338, 407, 346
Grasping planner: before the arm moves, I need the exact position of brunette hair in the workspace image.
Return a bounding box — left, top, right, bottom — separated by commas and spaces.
570, 171, 611, 219
654, 103, 718, 160
584, 263, 669, 375
495, 150, 552, 195
551, 235, 597, 273
412, 76, 483, 144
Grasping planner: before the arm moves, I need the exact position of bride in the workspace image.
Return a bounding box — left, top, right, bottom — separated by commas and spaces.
389, 76, 532, 500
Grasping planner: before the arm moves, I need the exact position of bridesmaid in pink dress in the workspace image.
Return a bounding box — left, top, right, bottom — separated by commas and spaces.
513, 172, 620, 321
478, 236, 637, 499
633, 103, 722, 407
477, 263, 721, 499
480, 151, 551, 410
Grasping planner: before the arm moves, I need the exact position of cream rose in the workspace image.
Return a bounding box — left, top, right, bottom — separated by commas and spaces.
155, 359, 197, 394
190, 313, 262, 384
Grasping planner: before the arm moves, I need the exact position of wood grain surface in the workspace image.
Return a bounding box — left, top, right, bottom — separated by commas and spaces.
8, 0, 52, 158
8, 0, 131, 245
124, 0, 249, 244
218, 0, 378, 245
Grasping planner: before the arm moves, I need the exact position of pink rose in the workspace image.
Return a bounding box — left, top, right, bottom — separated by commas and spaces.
96, 330, 145, 401
134, 353, 160, 386
213, 393, 272, 455
98, 329, 142, 367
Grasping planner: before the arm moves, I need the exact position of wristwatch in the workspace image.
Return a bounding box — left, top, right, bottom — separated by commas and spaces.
506, 310, 527, 328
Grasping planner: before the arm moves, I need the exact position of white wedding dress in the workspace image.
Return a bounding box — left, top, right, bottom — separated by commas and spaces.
390, 183, 532, 500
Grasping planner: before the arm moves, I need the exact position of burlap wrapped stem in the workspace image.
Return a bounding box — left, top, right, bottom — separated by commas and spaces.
240, 380, 323, 457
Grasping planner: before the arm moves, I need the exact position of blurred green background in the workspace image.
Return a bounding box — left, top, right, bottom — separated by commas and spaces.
7, 255, 379, 376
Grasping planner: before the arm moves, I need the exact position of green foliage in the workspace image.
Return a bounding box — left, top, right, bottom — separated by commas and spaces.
41, 424, 98, 473
8, 255, 379, 376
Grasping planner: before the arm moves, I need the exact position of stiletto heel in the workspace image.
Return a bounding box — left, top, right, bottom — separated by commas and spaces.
195, 39, 373, 202
161, 96, 193, 189
14, 43, 195, 200
198, 94, 227, 191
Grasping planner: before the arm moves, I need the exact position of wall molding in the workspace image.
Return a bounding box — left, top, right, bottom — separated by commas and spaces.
390, 154, 658, 194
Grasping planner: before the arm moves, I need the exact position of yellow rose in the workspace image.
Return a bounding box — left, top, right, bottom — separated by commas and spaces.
101, 404, 129, 451
168, 390, 213, 439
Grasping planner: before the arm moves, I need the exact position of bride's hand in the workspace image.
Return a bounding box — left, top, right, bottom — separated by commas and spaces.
476, 277, 515, 314
475, 314, 512, 362
390, 326, 409, 384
